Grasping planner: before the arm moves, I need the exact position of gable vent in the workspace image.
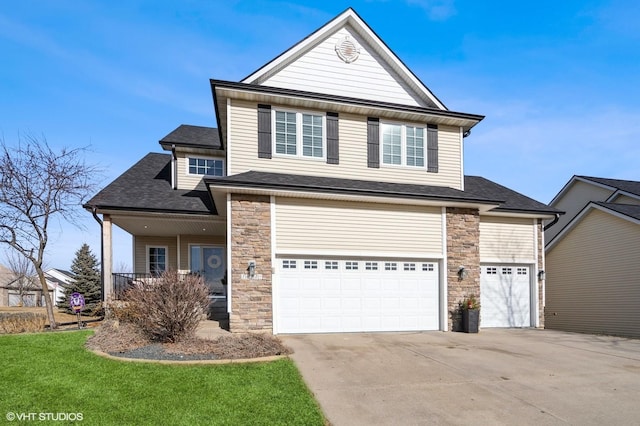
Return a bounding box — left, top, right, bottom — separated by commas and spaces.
335, 36, 360, 64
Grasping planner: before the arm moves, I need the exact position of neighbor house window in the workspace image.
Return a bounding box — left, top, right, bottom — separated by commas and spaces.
188, 158, 224, 176
148, 246, 167, 275
381, 123, 425, 168
274, 110, 325, 158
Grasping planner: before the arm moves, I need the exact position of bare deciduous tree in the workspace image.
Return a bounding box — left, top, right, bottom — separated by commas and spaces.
0, 133, 99, 328
5, 250, 39, 306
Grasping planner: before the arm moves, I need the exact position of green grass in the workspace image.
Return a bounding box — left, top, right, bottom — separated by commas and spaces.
0, 331, 325, 425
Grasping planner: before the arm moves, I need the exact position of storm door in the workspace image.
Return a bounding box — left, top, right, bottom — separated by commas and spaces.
190, 246, 226, 299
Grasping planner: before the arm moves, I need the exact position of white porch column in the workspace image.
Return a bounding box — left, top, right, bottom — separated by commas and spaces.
103, 214, 113, 301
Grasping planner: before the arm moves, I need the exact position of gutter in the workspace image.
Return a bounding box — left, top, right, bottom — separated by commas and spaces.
90, 207, 105, 302
171, 144, 177, 190
543, 213, 561, 231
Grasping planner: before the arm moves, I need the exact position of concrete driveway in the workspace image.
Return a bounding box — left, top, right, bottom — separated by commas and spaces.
281, 329, 640, 425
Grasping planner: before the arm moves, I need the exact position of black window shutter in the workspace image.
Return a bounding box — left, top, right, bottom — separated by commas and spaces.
367, 117, 380, 168
427, 124, 438, 173
257, 104, 272, 159
326, 112, 339, 164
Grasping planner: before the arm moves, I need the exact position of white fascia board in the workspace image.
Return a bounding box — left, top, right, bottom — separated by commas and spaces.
208, 185, 500, 212
545, 202, 640, 251
606, 189, 640, 203
481, 211, 557, 220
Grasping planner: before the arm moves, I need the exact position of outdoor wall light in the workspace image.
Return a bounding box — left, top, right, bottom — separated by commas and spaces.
248, 260, 256, 278
538, 270, 546, 281
458, 266, 468, 280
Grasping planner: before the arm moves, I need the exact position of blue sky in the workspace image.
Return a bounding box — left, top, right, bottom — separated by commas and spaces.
1, 0, 639, 270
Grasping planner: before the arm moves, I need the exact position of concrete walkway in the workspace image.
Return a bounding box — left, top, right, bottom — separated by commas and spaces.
195, 320, 229, 340
282, 329, 640, 425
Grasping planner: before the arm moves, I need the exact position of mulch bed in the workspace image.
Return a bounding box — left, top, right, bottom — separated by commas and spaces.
85, 321, 291, 361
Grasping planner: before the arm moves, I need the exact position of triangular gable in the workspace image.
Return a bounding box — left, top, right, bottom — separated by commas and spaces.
546, 201, 640, 251
242, 8, 446, 110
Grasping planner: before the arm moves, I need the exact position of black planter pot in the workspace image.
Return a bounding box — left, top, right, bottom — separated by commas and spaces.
462, 309, 479, 333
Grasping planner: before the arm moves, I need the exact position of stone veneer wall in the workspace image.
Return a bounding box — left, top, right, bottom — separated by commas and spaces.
229, 194, 273, 332
446, 208, 480, 331
537, 220, 545, 328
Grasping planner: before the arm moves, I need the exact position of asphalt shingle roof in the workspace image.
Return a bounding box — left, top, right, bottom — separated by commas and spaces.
207, 171, 559, 215
464, 176, 560, 214
578, 176, 640, 197
593, 202, 640, 221
87, 155, 557, 216
84, 153, 216, 214
159, 125, 221, 150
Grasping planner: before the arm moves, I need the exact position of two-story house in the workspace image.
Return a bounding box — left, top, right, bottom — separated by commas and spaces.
544, 176, 640, 338
85, 8, 559, 334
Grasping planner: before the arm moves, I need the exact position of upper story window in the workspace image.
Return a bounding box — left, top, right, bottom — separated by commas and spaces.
274, 110, 325, 159
188, 157, 224, 176
381, 123, 425, 168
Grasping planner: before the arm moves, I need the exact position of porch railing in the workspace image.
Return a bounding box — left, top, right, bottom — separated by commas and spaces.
111, 273, 226, 301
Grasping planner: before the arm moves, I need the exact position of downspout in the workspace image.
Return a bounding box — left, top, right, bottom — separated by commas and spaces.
543, 213, 561, 231
171, 144, 177, 190
90, 207, 104, 302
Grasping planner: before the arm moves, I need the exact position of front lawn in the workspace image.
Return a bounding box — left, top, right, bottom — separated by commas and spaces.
0, 331, 325, 425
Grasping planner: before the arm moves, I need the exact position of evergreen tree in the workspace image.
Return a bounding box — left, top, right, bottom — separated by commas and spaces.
59, 243, 102, 315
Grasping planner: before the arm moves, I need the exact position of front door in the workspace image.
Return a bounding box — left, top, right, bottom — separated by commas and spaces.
190, 246, 226, 298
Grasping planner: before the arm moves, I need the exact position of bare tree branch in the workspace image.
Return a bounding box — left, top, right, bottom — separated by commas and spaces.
0, 133, 100, 328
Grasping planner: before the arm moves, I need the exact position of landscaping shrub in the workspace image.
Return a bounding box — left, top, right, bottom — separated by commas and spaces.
120, 271, 209, 343
0, 312, 47, 334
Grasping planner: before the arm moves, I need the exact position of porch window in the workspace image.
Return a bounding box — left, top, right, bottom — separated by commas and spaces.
148, 246, 167, 275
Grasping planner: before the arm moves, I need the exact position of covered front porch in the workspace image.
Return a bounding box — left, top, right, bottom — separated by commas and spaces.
99, 210, 227, 322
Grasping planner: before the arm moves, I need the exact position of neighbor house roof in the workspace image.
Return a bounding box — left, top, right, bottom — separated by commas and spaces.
592, 201, 640, 221
577, 176, 640, 197
159, 125, 221, 151
546, 201, 640, 251
206, 171, 559, 216
83, 153, 216, 215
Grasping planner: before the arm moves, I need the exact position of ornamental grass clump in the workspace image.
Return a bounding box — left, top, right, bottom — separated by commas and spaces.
120, 270, 209, 343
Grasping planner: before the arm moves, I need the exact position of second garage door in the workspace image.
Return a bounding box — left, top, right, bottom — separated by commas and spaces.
276, 258, 440, 334
481, 265, 532, 328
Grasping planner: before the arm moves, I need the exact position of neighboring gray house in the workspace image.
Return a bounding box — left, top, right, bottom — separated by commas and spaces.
545, 176, 640, 338
85, 8, 559, 334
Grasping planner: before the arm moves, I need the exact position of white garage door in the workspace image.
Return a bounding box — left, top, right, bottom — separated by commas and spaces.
276, 258, 440, 334
481, 265, 531, 328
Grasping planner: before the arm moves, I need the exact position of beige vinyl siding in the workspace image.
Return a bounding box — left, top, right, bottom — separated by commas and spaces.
545, 209, 640, 338
609, 194, 640, 205
229, 100, 462, 189
176, 153, 225, 191
134, 237, 177, 274
275, 198, 442, 255
178, 235, 226, 271
547, 180, 614, 242
480, 216, 535, 262
261, 26, 427, 107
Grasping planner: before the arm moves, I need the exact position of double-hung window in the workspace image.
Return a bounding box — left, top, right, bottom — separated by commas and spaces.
274, 110, 325, 158
381, 123, 425, 168
188, 157, 224, 176
148, 246, 167, 275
